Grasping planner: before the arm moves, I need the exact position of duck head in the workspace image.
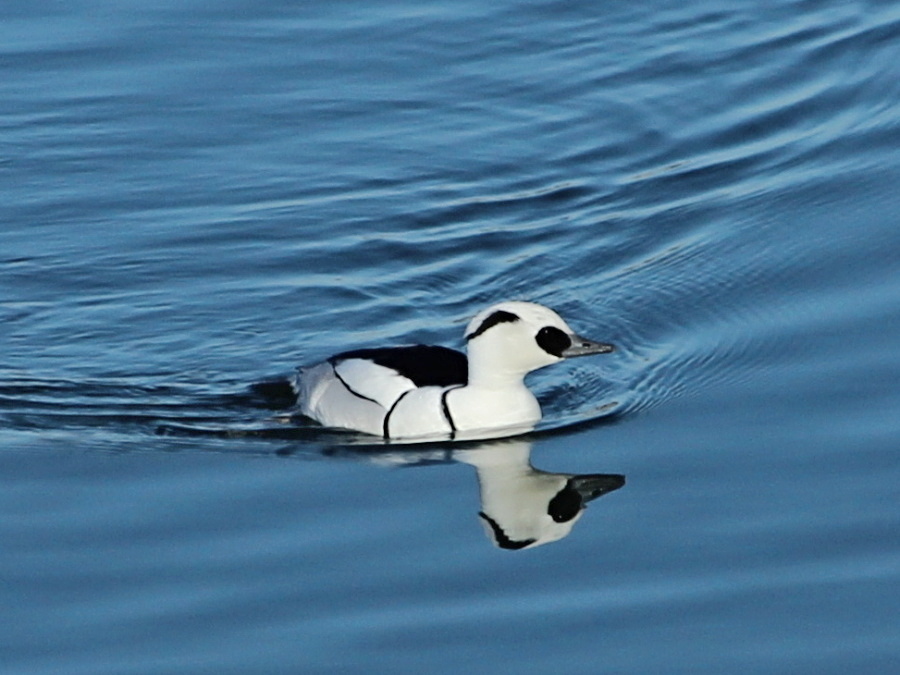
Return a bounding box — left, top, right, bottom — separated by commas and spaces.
464, 301, 615, 386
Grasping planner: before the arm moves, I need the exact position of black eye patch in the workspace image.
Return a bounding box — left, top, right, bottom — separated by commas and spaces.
535, 325, 571, 357
547, 485, 582, 523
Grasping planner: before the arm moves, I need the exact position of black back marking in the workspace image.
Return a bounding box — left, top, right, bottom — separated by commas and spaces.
478, 512, 536, 550
547, 483, 583, 523
465, 309, 520, 341
330, 345, 467, 388
535, 325, 572, 358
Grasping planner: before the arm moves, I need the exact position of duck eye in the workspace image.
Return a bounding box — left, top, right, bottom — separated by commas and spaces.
535, 326, 571, 357
547, 485, 582, 523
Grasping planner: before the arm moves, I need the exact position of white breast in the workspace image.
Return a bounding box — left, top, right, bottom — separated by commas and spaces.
445, 385, 542, 435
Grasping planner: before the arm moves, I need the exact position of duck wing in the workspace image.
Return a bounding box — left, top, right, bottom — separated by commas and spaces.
330, 345, 467, 408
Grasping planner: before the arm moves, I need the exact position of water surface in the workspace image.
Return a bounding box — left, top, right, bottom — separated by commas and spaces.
2, 1, 900, 673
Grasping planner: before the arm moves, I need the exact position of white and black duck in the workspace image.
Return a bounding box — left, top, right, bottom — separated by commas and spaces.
293, 301, 615, 440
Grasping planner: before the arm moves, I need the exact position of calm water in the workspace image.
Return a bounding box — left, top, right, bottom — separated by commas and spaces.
3, 0, 900, 672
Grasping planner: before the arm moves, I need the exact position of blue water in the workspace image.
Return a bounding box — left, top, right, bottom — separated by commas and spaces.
3, 0, 900, 672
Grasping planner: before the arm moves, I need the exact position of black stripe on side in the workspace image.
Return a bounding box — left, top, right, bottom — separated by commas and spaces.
331, 364, 379, 405
382, 390, 412, 439
440, 386, 461, 440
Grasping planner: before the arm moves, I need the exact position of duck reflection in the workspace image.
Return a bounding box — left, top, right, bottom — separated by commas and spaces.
330, 438, 625, 550
455, 441, 624, 550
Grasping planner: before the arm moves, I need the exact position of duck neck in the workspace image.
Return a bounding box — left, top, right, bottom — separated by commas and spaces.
466, 350, 530, 390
